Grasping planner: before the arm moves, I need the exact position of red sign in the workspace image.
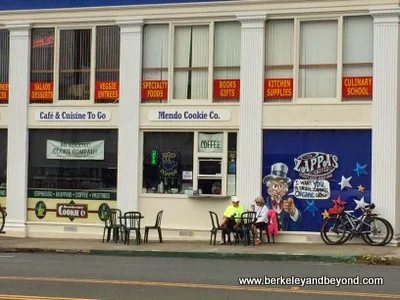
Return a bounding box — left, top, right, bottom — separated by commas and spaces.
0, 83, 8, 101
33, 35, 54, 48
342, 76, 372, 98
56, 203, 88, 219
95, 81, 119, 101
265, 78, 293, 99
213, 79, 240, 99
142, 80, 168, 100
30, 82, 54, 101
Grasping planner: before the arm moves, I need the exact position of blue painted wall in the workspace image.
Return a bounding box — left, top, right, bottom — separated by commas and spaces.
262, 129, 372, 232
0, 0, 224, 11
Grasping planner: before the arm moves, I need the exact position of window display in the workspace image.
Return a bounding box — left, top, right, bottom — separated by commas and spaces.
28, 129, 117, 198
143, 132, 194, 194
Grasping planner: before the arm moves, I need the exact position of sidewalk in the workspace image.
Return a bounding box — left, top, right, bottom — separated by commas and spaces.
1, 236, 400, 266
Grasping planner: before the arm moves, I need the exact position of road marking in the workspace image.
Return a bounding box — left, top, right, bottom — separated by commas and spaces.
0, 276, 397, 299
0, 294, 96, 300
0, 255, 14, 258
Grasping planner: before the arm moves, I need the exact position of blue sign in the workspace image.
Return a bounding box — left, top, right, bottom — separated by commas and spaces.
0, 0, 224, 11
262, 129, 371, 232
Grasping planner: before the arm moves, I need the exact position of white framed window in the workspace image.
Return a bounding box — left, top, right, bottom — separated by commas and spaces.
29, 25, 120, 104
0, 29, 9, 104
265, 19, 294, 102
173, 24, 210, 100
142, 24, 169, 103
298, 20, 338, 99
213, 21, 241, 102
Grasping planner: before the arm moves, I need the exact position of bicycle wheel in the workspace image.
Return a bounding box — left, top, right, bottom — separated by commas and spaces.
363, 217, 393, 246
361, 216, 390, 246
320, 216, 347, 245
0, 208, 5, 232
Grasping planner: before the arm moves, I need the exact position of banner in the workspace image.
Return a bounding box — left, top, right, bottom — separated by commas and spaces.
95, 80, 119, 101
142, 80, 168, 100
213, 79, 240, 100
342, 76, 372, 98
0, 83, 8, 101
265, 78, 293, 99
30, 82, 54, 101
46, 140, 105, 160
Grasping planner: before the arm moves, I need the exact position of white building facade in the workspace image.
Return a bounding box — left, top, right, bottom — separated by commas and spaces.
0, 0, 398, 244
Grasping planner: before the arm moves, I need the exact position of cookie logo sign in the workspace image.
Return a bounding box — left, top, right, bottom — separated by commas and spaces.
293, 152, 339, 180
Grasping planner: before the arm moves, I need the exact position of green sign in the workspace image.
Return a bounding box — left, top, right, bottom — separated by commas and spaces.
98, 203, 111, 222
0, 188, 6, 197
151, 149, 158, 166
35, 201, 47, 219
28, 189, 117, 201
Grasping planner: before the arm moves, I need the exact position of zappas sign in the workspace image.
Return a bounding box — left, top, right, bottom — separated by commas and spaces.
293, 152, 339, 180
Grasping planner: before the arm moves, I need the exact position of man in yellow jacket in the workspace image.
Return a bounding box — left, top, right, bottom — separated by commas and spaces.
219, 196, 244, 244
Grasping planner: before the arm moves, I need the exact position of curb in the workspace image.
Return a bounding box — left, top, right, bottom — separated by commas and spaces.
0, 247, 398, 265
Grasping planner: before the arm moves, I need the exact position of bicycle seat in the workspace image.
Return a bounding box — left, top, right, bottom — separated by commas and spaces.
365, 203, 375, 209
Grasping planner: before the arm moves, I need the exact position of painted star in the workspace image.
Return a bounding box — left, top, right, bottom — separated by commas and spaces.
338, 175, 352, 191
332, 195, 346, 207
353, 163, 368, 177
354, 197, 367, 210
304, 200, 319, 217
322, 209, 330, 219
358, 185, 365, 193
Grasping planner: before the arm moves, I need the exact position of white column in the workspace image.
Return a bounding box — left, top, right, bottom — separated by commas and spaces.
370, 8, 400, 242
5, 24, 31, 236
236, 15, 266, 209
116, 20, 143, 213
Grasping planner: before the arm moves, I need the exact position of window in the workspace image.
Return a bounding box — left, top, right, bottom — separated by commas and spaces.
30, 26, 120, 103
30, 28, 55, 103
299, 20, 338, 98
265, 19, 294, 102
342, 16, 373, 100
213, 22, 241, 102
343, 16, 373, 77
0, 130, 7, 192
173, 25, 209, 100
95, 26, 120, 103
143, 132, 194, 194
59, 29, 92, 100
0, 29, 9, 104
142, 25, 169, 103
28, 129, 118, 198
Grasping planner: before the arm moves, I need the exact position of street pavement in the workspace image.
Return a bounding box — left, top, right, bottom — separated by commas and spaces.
0, 253, 399, 300
0, 236, 400, 265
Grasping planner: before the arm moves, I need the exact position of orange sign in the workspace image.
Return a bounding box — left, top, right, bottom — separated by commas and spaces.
342, 76, 372, 98
142, 80, 168, 100
0, 83, 8, 101
213, 79, 240, 99
265, 78, 293, 99
30, 82, 54, 101
95, 81, 119, 101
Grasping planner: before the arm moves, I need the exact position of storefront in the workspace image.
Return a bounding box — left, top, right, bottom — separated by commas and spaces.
0, 0, 398, 243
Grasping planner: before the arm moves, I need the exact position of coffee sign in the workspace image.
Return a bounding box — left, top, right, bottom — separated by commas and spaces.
198, 133, 223, 153
293, 152, 339, 180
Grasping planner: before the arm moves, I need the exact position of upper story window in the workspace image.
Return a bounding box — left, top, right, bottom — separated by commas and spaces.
264, 16, 373, 102
0, 29, 9, 104
29, 25, 120, 104
142, 21, 241, 103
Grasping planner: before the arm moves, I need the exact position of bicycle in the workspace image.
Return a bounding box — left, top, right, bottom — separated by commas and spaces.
320, 203, 393, 246
0, 204, 6, 233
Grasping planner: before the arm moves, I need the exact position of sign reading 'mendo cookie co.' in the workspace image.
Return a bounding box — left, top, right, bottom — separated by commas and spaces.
148, 110, 231, 121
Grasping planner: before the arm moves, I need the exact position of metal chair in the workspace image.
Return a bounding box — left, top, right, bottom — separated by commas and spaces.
144, 210, 164, 243
209, 211, 231, 245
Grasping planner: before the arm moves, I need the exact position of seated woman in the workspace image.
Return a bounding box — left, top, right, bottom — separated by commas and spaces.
251, 196, 269, 245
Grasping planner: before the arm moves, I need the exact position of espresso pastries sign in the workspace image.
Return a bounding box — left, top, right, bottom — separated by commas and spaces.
198, 133, 223, 153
